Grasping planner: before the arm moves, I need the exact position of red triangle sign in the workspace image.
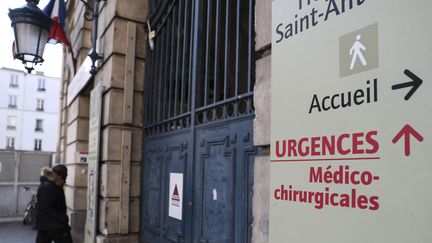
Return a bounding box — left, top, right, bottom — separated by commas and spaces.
172, 184, 180, 202
173, 184, 179, 197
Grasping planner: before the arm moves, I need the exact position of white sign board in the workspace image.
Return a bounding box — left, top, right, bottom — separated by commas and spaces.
84, 85, 104, 243
168, 173, 183, 220
67, 56, 92, 106
271, 1, 432, 242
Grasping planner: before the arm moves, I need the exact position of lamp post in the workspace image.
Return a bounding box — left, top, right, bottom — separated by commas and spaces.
8, 0, 52, 73
80, 0, 104, 75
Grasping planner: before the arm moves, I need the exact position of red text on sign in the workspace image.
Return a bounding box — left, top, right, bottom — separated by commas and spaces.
275, 130, 379, 158
273, 185, 379, 210
309, 165, 379, 186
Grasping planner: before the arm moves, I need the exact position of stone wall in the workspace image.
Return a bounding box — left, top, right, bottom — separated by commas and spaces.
60, 2, 92, 242
252, 0, 271, 242
60, 0, 147, 242
60, 0, 272, 242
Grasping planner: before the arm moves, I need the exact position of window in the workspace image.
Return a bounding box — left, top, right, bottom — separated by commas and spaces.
34, 139, 42, 151
6, 137, 15, 149
9, 75, 18, 87
36, 99, 44, 111
7, 116, 17, 129
35, 119, 43, 132
37, 79, 46, 91
8, 95, 17, 108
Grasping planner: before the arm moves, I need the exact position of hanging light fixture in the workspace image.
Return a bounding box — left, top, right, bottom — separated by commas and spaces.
80, 0, 104, 75
9, 0, 52, 73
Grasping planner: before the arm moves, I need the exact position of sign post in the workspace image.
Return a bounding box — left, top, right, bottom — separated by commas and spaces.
270, 1, 432, 242
84, 85, 104, 243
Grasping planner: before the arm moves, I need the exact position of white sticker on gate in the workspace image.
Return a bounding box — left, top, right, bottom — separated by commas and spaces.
169, 173, 183, 220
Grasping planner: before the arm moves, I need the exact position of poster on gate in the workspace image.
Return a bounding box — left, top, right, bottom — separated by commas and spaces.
169, 173, 183, 220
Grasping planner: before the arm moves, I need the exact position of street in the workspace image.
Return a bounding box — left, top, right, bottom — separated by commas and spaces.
0, 218, 36, 243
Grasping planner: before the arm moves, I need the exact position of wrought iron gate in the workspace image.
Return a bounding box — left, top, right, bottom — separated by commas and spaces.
141, 0, 256, 242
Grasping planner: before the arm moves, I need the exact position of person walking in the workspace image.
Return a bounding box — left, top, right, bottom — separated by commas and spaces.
35, 164, 72, 243
349, 34, 367, 70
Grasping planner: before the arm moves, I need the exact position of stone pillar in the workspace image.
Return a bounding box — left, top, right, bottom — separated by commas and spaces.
65, 95, 90, 242
61, 0, 147, 241
252, 0, 271, 243
93, 0, 147, 242
61, 1, 93, 242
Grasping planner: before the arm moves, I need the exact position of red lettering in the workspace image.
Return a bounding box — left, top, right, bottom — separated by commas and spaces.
351, 189, 357, 208
275, 130, 379, 158
274, 189, 281, 200
344, 165, 350, 184
273, 184, 380, 211
333, 166, 343, 184
275, 140, 286, 157
350, 171, 360, 185
324, 187, 330, 205
357, 195, 368, 209
288, 185, 292, 200
299, 191, 308, 202
323, 166, 333, 183
369, 196, 380, 210
293, 190, 299, 201
330, 193, 339, 206
360, 171, 373, 185
311, 137, 320, 156
308, 191, 315, 203
280, 185, 288, 200
339, 194, 350, 207
298, 137, 309, 156
322, 135, 335, 155
366, 130, 379, 154
337, 133, 351, 155
352, 132, 364, 154
314, 192, 324, 209
309, 167, 322, 183
288, 139, 297, 156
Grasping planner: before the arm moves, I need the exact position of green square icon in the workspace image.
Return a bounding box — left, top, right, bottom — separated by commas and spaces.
339, 23, 379, 77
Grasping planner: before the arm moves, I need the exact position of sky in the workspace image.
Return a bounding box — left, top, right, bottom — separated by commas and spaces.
0, 0, 63, 78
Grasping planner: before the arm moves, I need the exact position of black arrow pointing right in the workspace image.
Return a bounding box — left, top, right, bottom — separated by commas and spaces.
392, 69, 423, 101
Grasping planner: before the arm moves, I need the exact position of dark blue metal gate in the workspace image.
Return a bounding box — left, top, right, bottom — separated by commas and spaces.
141, 0, 256, 242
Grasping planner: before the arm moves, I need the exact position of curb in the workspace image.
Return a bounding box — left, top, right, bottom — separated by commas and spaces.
0, 217, 22, 223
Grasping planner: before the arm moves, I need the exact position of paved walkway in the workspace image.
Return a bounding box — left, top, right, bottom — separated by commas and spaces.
0, 218, 36, 243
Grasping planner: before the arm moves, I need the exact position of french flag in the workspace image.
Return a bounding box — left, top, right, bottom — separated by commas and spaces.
43, 0, 73, 55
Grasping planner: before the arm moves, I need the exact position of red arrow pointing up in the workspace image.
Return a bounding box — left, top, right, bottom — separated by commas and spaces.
392, 124, 424, 156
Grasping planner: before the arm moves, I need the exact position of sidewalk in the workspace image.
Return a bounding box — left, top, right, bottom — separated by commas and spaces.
0, 218, 36, 243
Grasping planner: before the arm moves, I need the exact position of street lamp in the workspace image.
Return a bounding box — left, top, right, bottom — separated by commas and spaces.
80, 0, 104, 75
9, 0, 52, 73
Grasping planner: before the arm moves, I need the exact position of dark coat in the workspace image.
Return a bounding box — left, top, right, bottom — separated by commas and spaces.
35, 167, 70, 231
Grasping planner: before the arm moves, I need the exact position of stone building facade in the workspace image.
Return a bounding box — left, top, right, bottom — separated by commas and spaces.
59, 0, 271, 242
